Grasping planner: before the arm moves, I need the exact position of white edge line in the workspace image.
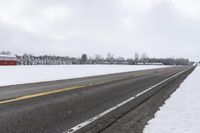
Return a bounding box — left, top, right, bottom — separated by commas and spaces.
63, 67, 192, 133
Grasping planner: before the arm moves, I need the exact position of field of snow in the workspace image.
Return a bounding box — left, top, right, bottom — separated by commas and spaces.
144, 66, 199, 133
0, 65, 167, 87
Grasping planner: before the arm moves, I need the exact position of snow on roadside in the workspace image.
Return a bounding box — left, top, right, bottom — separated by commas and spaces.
0, 65, 166, 87
144, 66, 199, 133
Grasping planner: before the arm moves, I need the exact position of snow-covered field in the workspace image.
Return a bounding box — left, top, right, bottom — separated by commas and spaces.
0, 65, 166, 87
144, 66, 199, 133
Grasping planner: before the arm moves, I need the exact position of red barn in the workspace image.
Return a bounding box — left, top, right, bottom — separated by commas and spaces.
0, 55, 17, 65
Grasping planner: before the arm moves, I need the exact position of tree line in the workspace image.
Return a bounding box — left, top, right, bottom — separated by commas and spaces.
0, 51, 193, 65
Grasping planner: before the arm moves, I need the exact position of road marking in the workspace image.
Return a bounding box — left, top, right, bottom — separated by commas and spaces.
0, 86, 79, 104
63, 67, 192, 133
0, 74, 140, 105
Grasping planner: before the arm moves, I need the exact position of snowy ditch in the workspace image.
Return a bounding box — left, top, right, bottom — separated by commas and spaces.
144, 66, 199, 133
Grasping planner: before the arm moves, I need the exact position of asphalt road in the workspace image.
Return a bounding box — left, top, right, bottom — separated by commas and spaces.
0, 66, 192, 133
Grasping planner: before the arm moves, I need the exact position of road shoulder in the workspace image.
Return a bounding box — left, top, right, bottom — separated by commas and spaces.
97, 67, 194, 133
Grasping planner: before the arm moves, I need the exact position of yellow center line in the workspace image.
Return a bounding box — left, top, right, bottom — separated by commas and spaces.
0, 86, 79, 104
0, 73, 144, 105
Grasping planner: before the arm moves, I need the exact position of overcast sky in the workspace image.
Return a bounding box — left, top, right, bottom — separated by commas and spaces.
0, 0, 199, 61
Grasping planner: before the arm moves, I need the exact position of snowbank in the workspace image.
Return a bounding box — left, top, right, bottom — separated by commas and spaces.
0, 65, 166, 87
144, 66, 199, 133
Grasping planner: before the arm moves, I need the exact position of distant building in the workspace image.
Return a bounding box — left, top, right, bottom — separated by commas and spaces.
0, 55, 17, 65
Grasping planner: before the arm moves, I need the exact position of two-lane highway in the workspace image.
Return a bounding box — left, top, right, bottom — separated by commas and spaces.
0, 66, 192, 133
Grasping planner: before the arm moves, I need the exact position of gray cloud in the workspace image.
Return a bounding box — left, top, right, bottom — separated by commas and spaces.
0, 0, 199, 61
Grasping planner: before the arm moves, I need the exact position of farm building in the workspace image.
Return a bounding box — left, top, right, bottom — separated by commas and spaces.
0, 55, 17, 65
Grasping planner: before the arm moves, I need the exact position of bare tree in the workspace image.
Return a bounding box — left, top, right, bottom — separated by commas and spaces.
140, 53, 149, 64
134, 52, 139, 64
94, 54, 103, 64
14, 52, 191, 66
106, 52, 114, 64
0, 51, 11, 55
